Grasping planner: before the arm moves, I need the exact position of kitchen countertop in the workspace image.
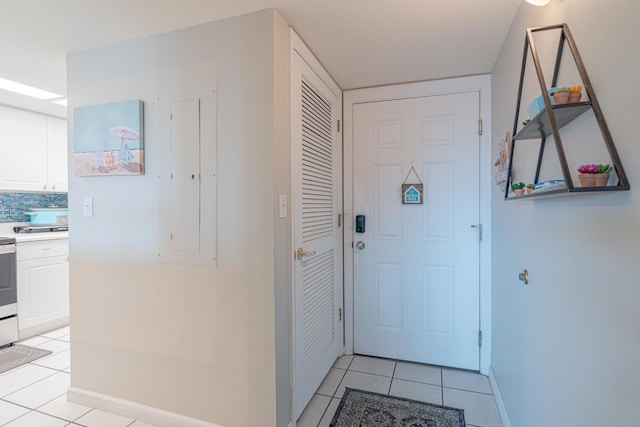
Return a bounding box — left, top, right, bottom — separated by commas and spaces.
0, 222, 69, 243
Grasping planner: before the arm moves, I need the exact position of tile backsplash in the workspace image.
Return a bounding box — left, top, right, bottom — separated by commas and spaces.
0, 192, 68, 223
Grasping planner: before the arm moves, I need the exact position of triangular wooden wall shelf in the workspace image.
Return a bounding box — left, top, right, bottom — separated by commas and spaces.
505, 23, 629, 200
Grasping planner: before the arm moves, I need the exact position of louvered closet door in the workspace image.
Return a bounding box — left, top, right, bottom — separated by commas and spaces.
292, 47, 342, 419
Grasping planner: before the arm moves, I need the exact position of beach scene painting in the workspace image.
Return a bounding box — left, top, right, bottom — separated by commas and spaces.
74, 100, 144, 176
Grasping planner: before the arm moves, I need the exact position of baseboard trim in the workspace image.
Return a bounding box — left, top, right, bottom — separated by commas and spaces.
67, 387, 224, 427
19, 318, 69, 341
488, 367, 512, 427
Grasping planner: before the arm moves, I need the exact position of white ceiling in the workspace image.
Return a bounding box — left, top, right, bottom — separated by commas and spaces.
0, 0, 523, 115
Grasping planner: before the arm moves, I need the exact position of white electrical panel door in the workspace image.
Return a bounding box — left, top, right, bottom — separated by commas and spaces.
157, 87, 217, 266
169, 99, 201, 253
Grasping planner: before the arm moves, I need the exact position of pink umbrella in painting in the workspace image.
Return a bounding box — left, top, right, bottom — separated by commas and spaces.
109, 126, 140, 149
109, 126, 139, 165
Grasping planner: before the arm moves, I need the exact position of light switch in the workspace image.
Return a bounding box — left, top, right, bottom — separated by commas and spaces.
83, 197, 93, 217
279, 195, 287, 218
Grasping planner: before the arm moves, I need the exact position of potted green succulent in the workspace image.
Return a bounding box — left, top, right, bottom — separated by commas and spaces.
512, 182, 525, 196
595, 164, 612, 186
552, 87, 571, 104
526, 183, 535, 194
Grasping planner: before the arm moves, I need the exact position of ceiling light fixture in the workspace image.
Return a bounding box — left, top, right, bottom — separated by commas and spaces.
0, 77, 63, 101
526, 0, 551, 6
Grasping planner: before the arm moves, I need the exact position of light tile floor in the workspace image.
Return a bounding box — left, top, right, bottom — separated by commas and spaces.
297, 354, 503, 427
3, 327, 503, 426
0, 326, 156, 427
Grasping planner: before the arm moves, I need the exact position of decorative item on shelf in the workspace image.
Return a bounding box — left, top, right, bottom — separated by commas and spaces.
527, 87, 557, 118
569, 85, 583, 103
533, 180, 566, 192
577, 164, 611, 187
595, 164, 612, 186
551, 86, 571, 105
512, 182, 525, 196
494, 131, 510, 190
577, 164, 598, 187
526, 183, 535, 194
522, 118, 531, 127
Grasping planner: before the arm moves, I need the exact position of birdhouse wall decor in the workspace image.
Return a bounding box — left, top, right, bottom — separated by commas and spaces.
402, 163, 424, 204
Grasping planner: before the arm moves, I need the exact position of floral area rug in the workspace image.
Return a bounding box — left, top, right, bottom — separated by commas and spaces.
330, 388, 465, 427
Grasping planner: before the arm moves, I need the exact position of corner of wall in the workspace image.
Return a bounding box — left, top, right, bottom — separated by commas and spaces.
488, 367, 512, 427
272, 9, 294, 427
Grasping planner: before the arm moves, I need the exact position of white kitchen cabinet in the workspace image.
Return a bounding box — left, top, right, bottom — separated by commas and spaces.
17, 239, 69, 339
0, 105, 48, 191
0, 105, 68, 192
46, 116, 69, 192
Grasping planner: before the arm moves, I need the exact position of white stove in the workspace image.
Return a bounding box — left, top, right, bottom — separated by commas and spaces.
0, 236, 18, 347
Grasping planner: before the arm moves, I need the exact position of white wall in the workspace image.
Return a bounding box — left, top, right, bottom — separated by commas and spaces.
491, 1, 640, 426
272, 11, 293, 427
67, 10, 291, 427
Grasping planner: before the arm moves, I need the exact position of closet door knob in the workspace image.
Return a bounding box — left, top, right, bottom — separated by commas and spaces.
296, 248, 316, 261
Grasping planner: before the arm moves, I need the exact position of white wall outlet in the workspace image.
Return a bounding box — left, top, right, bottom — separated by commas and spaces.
279, 195, 287, 218
83, 197, 93, 217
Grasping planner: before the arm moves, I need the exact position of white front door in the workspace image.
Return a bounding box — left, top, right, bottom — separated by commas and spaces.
352, 91, 481, 370
291, 34, 343, 418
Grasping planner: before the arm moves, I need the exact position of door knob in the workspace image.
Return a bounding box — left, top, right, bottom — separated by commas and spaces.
296, 247, 316, 261
355, 241, 365, 250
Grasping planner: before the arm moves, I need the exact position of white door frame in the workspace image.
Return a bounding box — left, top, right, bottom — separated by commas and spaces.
343, 75, 492, 374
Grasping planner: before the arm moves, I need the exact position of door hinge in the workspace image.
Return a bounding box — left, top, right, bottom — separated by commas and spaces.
478, 331, 483, 347
338, 213, 342, 227
170, 113, 173, 120
471, 224, 483, 241
478, 119, 483, 135
338, 308, 342, 321
337, 119, 341, 132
